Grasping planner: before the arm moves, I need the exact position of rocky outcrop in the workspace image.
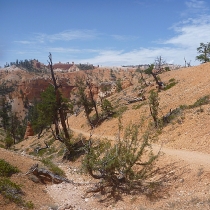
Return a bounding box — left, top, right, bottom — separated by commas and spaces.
69, 64, 80, 72
24, 121, 34, 139
17, 78, 75, 102
52, 62, 74, 70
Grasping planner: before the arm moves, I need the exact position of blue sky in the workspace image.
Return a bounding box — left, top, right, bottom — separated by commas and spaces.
0, 0, 210, 67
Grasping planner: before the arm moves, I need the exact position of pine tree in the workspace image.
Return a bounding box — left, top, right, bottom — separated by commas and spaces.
196, 42, 210, 63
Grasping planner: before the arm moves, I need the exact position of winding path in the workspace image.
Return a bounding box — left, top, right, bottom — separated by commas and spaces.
71, 127, 210, 170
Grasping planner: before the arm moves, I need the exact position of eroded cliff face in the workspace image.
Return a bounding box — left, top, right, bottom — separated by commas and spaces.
16, 77, 76, 101
13, 77, 75, 119
1, 66, 134, 121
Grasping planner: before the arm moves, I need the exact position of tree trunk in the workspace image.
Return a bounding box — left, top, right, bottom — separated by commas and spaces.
87, 81, 99, 122
48, 53, 70, 143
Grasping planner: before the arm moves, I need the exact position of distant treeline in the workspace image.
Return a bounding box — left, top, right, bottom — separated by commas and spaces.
4, 59, 95, 71
0, 84, 15, 96
4, 59, 42, 72
76, 63, 94, 70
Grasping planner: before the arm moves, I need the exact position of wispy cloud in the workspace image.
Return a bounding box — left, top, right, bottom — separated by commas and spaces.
14, 41, 35, 45
35, 29, 99, 43
182, 0, 209, 16
47, 47, 81, 53
14, 29, 99, 46
185, 0, 206, 9
111, 34, 138, 41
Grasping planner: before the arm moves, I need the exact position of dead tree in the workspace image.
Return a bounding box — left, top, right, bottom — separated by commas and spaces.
146, 64, 164, 90
139, 66, 148, 86
184, 57, 191, 67
75, 77, 94, 128
149, 91, 159, 127
155, 56, 166, 73
86, 75, 99, 123
48, 53, 71, 149
151, 72, 164, 90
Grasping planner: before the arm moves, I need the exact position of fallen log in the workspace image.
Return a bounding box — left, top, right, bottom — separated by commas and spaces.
127, 96, 146, 104
25, 164, 71, 184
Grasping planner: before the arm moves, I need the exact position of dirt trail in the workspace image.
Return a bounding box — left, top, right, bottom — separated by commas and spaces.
153, 145, 210, 168
71, 127, 210, 170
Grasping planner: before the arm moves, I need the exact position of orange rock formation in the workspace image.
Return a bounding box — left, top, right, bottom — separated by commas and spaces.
24, 121, 34, 139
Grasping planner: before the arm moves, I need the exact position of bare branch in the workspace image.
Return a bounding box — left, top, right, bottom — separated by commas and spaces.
34, 141, 50, 154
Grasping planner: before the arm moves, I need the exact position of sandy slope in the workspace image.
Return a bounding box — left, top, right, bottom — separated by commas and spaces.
1, 63, 210, 209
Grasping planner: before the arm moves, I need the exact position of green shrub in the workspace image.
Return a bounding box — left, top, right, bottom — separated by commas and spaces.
164, 82, 177, 90
0, 177, 23, 205
164, 78, 177, 90
83, 121, 159, 195
47, 146, 57, 155
161, 108, 183, 126
116, 79, 122, 92
25, 200, 34, 209
101, 99, 114, 116
41, 158, 65, 177
35, 148, 46, 156
188, 95, 210, 108
180, 95, 210, 110
179, 104, 188, 110
57, 148, 65, 157
144, 64, 154, 75
169, 78, 175, 83
4, 134, 13, 149
165, 67, 170, 71
132, 102, 146, 110
47, 138, 55, 146
0, 159, 20, 177
113, 106, 128, 118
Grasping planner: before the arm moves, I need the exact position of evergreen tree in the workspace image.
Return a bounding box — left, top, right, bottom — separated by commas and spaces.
0, 97, 26, 145
196, 42, 210, 63
101, 99, 113, 117
33, 85, 57, 138
0, 97, 11, 130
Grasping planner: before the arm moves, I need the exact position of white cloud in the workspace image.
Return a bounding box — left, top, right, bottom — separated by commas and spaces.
163, 15, 210, 47
10, 9, 210, 67
78, 47, 192, 66
78, 15, 210, 66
